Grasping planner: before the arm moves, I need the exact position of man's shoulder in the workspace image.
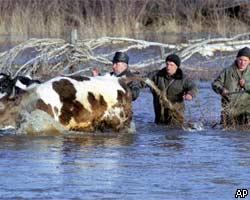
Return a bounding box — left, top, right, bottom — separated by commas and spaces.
181, 72, 195, 84
148, 68, 165, 78
224, 63, 236, 72
181, 72, 188, 79
213, 63, 235, 77
123, 70, 135, 77
115, 69, 135, 78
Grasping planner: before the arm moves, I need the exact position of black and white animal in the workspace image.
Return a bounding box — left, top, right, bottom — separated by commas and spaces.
0, 73, 41, 99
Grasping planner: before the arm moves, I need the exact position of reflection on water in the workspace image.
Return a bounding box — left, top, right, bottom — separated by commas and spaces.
0, 82, 250, 200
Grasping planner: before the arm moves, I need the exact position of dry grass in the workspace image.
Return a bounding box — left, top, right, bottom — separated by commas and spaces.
0, 0, 249, 43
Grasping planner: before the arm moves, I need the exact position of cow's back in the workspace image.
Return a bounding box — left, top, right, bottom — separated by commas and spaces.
34, 75, 133, 131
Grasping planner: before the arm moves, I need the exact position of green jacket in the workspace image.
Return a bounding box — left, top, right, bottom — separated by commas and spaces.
212, 62, 250, 120
148, 67, 197, 124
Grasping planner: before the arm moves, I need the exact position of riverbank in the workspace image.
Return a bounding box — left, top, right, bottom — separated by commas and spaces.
0, 0, 249, 43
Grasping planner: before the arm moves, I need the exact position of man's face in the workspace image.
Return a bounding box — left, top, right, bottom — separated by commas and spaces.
166, 61, 178, 76
112, 62, 128, 75
237, 56, 250, 71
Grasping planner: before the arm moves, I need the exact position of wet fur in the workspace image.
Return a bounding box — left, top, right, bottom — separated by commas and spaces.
0, 75, 133, 133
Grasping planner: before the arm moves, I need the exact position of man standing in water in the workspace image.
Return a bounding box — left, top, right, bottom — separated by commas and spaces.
212, 47, 250, 127
93, 52, 140, 101
148, 54, 197, 126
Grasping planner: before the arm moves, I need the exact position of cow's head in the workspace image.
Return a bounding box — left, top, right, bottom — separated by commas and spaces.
0, 73, 14, 99
0, 73, 42, 100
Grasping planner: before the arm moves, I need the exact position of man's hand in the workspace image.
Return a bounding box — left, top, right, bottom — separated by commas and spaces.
92, 67, 100, 76
239, 79, 245, 88
221, 88, 229, 96
183, 93, 193, 100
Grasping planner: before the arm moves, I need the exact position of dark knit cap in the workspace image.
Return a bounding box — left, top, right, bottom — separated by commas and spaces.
165, 54, 181, 67
112, 52, 129, 64
237, 47, 250, 58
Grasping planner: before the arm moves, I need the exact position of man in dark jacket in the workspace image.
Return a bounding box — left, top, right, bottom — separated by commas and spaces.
212, 47, 250, 127
92, 52, 140, 101
110, 52, 140, 101
148, 54, 197, 125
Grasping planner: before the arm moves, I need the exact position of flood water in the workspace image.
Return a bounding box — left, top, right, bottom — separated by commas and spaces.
0, 82, 250, 200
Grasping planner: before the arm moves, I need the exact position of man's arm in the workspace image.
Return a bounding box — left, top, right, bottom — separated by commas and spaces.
211, 68, 227, 95
183, 78, 198, 100
127, 80, 140, 101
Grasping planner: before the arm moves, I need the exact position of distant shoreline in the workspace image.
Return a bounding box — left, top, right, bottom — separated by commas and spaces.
0, 0, 249, 42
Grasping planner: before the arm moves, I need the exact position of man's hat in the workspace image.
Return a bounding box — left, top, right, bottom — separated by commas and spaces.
112, 52, 129, 64
237, 47, 250, 58
165, 54, 181, 67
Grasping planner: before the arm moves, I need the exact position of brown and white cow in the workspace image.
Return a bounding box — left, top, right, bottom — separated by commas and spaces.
0, 74, 133, 134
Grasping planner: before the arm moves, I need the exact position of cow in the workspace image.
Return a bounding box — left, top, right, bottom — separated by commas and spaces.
0, 73, 41, 99
0, 74, 133, 134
